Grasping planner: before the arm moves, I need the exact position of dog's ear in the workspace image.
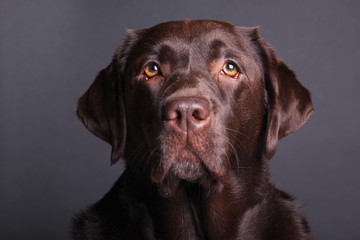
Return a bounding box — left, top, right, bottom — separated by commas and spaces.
77, 29, 142, 165
252, 30, 314, 159
77, 62, 126, 165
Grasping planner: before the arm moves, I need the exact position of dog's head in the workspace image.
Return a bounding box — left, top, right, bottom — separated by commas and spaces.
77, 20, 313, 196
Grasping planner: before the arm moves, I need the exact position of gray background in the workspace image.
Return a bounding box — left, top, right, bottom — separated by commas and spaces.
1, 0, 359, 239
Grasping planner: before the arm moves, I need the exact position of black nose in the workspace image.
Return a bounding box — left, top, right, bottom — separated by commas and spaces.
163, 97, 211, 133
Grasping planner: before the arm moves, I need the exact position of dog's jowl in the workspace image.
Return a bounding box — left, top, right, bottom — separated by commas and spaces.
73, 20, 314, 240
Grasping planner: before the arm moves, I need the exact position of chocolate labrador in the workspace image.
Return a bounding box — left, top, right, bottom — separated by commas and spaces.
72, 20, 314, 240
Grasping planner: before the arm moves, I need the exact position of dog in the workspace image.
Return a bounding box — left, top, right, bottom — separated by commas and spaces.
72, 20, 314, 240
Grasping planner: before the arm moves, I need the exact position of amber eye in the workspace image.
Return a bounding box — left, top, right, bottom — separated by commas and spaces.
222, 62, 239, 77
144, 63, 159, 78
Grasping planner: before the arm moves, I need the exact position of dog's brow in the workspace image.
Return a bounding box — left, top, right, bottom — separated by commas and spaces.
147, 40, 191, 69
157, 44, 178, 62
205, 39, 227, 60
209, 39, 226, 51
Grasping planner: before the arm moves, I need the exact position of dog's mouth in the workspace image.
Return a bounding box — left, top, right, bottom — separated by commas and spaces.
170, 148, 205, 182
151, 146, 205, 182
151, 144, 226, 198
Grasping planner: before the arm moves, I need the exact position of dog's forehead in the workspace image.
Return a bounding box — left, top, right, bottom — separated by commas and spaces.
139, 20, 245, 52
123, 20, 257, 75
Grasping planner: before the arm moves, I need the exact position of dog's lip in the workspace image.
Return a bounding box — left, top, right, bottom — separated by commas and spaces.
170, 157, 204, 182
153, 146, 227, 198
151, 146, 203, 183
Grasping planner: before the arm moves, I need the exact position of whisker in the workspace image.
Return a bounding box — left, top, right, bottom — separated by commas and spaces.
223, 129, 251, 158
218, 134, 240, 174
216, 132, 251, 174
224, 127, 250, 140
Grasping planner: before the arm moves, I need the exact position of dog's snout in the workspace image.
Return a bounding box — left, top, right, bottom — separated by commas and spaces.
164, 97, 210, 133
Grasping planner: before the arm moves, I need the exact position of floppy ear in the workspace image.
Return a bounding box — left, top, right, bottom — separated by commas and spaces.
77, 62, 126, 165
77, 29, 142, 164
256, 34, 314, 159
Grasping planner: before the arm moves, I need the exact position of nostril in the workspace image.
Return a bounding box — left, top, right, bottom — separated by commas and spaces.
167, 110, 181, 121
192, 107, 209, 121
192, 110, 201, 120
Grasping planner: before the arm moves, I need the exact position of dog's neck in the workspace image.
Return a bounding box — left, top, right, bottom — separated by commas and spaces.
122, 163, 270, 239
162, 171, 268, 239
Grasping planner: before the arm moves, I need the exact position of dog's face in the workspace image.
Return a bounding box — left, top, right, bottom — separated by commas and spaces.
77, 20, 313, 197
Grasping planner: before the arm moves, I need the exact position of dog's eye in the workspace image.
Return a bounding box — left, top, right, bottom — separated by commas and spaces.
144, 63, 159, 78
222, 62, 239, 78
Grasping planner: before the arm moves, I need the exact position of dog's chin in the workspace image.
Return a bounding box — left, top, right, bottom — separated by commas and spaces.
172, 158, 205, 181
156, 160, 224, 198
153, 147, 226, 198
156, 160, 204, 198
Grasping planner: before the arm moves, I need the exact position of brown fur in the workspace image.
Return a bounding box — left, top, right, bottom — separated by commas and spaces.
73, 20, 314, 240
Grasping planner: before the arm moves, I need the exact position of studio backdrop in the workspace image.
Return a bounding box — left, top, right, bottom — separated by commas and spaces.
1, 0, 359, 239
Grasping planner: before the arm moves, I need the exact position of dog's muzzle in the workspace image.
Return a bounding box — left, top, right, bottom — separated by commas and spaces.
163, 97, 211, 134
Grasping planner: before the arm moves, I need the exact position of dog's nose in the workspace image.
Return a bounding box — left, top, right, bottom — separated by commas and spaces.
164, 97, 210, 133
